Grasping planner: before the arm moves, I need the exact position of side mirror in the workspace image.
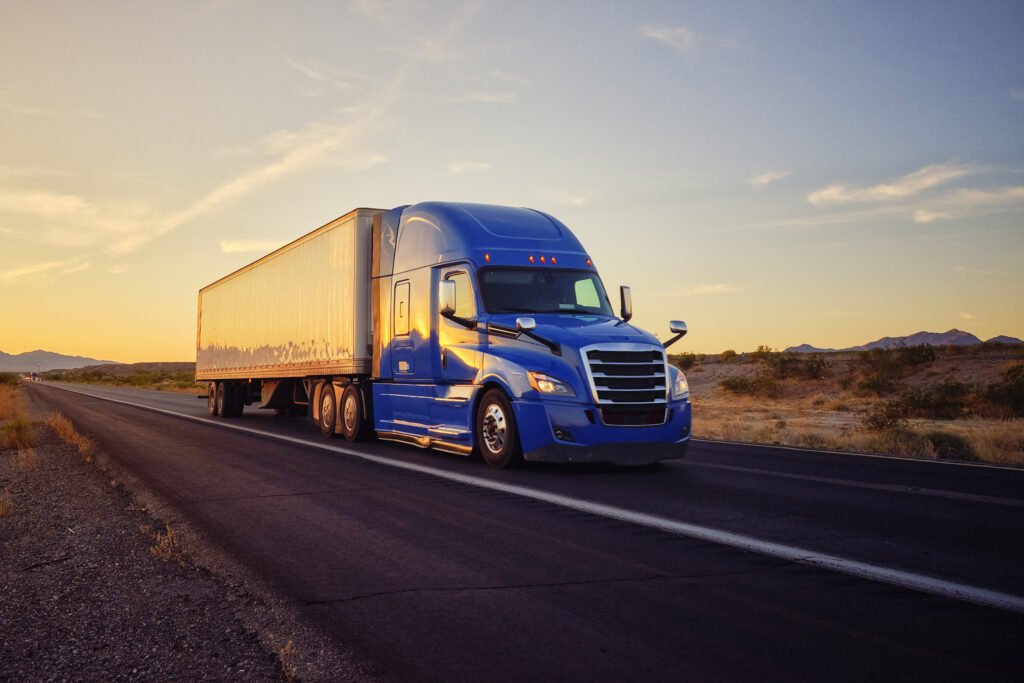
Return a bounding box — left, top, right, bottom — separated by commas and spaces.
516, 316, 536, 332
619, 286, 632, 322
439, 279, 456, 317
664, 320, 688, 349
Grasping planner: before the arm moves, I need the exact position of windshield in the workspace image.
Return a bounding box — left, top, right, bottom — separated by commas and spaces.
478, 267, 615, 317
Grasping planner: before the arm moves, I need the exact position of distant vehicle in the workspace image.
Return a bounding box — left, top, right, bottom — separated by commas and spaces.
30, 372, 37, 382
196, 202, 691, 468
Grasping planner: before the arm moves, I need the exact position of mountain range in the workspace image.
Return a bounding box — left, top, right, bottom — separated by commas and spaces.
785, 330, 1023, 354
0, 349, 120, 373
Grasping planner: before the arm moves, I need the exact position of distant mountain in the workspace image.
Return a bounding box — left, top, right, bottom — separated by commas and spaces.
0, 349, 121, 372
986, 335, 1024, 345
785, 329, 1020, 353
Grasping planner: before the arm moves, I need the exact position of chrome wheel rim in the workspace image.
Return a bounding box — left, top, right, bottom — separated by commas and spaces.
321, 390, 334, 427
482, 403, 506, 454
343, 393, 357, 431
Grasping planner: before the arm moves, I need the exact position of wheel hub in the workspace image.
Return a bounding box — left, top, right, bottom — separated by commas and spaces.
482, 404, 506, 453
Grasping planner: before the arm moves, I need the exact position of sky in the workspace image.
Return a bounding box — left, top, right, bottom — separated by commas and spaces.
1, 0, 1022, 361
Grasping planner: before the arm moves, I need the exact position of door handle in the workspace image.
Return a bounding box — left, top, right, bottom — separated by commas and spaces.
441, 347, 447, 369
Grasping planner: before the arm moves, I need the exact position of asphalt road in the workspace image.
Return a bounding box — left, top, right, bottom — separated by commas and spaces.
24, 382, 1024, 681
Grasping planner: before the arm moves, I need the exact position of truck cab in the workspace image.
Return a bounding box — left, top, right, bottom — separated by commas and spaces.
369, 202, 691, 468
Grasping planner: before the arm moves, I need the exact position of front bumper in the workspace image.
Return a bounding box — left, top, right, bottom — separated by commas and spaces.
513, 398, 691, 465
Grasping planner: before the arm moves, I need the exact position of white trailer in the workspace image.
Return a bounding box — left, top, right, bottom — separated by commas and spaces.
196, 208, 383, 416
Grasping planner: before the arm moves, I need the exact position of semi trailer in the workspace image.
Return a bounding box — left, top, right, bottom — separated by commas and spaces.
196, 202, 691, 468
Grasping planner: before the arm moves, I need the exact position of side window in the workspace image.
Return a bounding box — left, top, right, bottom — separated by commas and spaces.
394, 281, 410, 337
446, 271, 475, 319
574, 278, 600, 308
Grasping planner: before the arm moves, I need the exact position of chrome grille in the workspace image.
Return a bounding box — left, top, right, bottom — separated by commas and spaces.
581, 344, 668, 426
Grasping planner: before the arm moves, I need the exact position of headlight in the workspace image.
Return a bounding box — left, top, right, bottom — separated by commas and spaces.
671, 368, 690, 400
528, 372, 576, 397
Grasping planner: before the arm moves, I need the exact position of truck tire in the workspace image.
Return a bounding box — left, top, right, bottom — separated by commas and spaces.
476, 389, 523, 469
319, 383, 337, 438
227, 382, 245, 417
216, 382, 229, 417
340, 384, 367, 442
207, 383, 217, 416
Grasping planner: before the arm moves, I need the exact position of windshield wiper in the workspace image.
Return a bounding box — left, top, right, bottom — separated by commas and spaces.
536, 308, 601, 315
491, 307, 536, 313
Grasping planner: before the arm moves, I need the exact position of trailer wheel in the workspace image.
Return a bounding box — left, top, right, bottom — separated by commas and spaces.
207, 383, 217, 416
476, 389, 523, 469
215, 382, 228, 417
227, 382, 245, 417
319, 383, 337, 438
340, 384, 366, 442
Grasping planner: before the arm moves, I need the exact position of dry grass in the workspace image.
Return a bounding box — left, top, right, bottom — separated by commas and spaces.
1, 416, 35, 450
267, 633, 297, 683
149, 524, 182, 564
0, 487, 12, 517
16, 447, 39, 471
0, 385, 20, 420
46, 412, 93, 462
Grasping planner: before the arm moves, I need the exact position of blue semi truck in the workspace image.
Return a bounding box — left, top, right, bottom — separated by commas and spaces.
196, 202, 691, 468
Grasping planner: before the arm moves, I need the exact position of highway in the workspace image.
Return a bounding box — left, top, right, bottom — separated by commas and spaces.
25, 382, 1024, 681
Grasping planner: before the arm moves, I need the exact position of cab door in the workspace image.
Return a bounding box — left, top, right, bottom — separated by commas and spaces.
438, 268, 481, 383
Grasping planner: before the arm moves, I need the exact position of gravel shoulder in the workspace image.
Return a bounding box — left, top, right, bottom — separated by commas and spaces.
0, 397, 288, 680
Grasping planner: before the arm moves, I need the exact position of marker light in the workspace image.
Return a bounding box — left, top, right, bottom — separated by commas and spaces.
529, 255, 534, 263
485, 253, 490, 262
540, 256, 546, 264
586, 258, 592, 267
551, 257, 557, 264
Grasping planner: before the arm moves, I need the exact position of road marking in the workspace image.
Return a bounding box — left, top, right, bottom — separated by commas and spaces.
40, 382, 1024, 615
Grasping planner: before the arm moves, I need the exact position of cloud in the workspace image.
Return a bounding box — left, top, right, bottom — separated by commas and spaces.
958, 312, 977, 320
60, 262, 92, 274
283, 55, 368, 96
220, 239, 288, 254
0, 190, 145, 247
689, 284, 742, 295
107, 264, 129, 274
912, 210, 951, 223
544, 189, 586, 206
640, 24, 699, 52
448, 161, 490, 174
467, 92, 517, 104
749, 169, 790, 189
808, 162, 981, 206
0, 259, 75, 283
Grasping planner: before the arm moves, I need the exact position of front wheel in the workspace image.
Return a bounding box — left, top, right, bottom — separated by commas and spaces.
476, 389, 523, 469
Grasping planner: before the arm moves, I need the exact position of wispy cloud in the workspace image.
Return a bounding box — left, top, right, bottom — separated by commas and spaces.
749, 169, 790, 189
958, 312, 977, 320
107, 264, 129, 274
690, 284, 742, 295
1, 259, 75, 283
544, 189, 586, 207
283, 54, 368, 96
220, 239, 288, 254
60, 262, 92, 275
448, 161, 490, 174
467, 92, 517, 104
808, 161, 980, 206
640, 24, 699, 52
0, 190, 145, 246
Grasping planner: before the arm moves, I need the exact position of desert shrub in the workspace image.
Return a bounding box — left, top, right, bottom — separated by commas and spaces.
858, 372, 897, 395
837, 375, 854, 390
924, 431, 977, 461
720, 349, 738, 362
944, 344, 966, 356
864, 400, 908, 431
902, 378, 971, 419
0, 372, 19, 386
1, 416, 35, 449
752, 345, 774, 362
898, 344, 936, 367
987, 364, 1024, 417
0, 488, 12, 517
720, 377, 780, 397
759, 352, 828, 380
669, 352, 701, 370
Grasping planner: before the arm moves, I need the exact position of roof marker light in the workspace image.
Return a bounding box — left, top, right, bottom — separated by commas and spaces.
484, 253, 490, 262
529, 255, 534, 263
551, 257, 557, 265
540, 256, 546, 264
586, 258, 592, 267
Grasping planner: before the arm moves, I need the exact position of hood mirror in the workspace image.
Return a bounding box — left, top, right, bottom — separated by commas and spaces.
516, 316, 536, 332
619, 286, 632, 322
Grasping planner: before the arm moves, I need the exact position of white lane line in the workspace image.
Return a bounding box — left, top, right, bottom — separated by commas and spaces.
41, 382, 1024, 615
